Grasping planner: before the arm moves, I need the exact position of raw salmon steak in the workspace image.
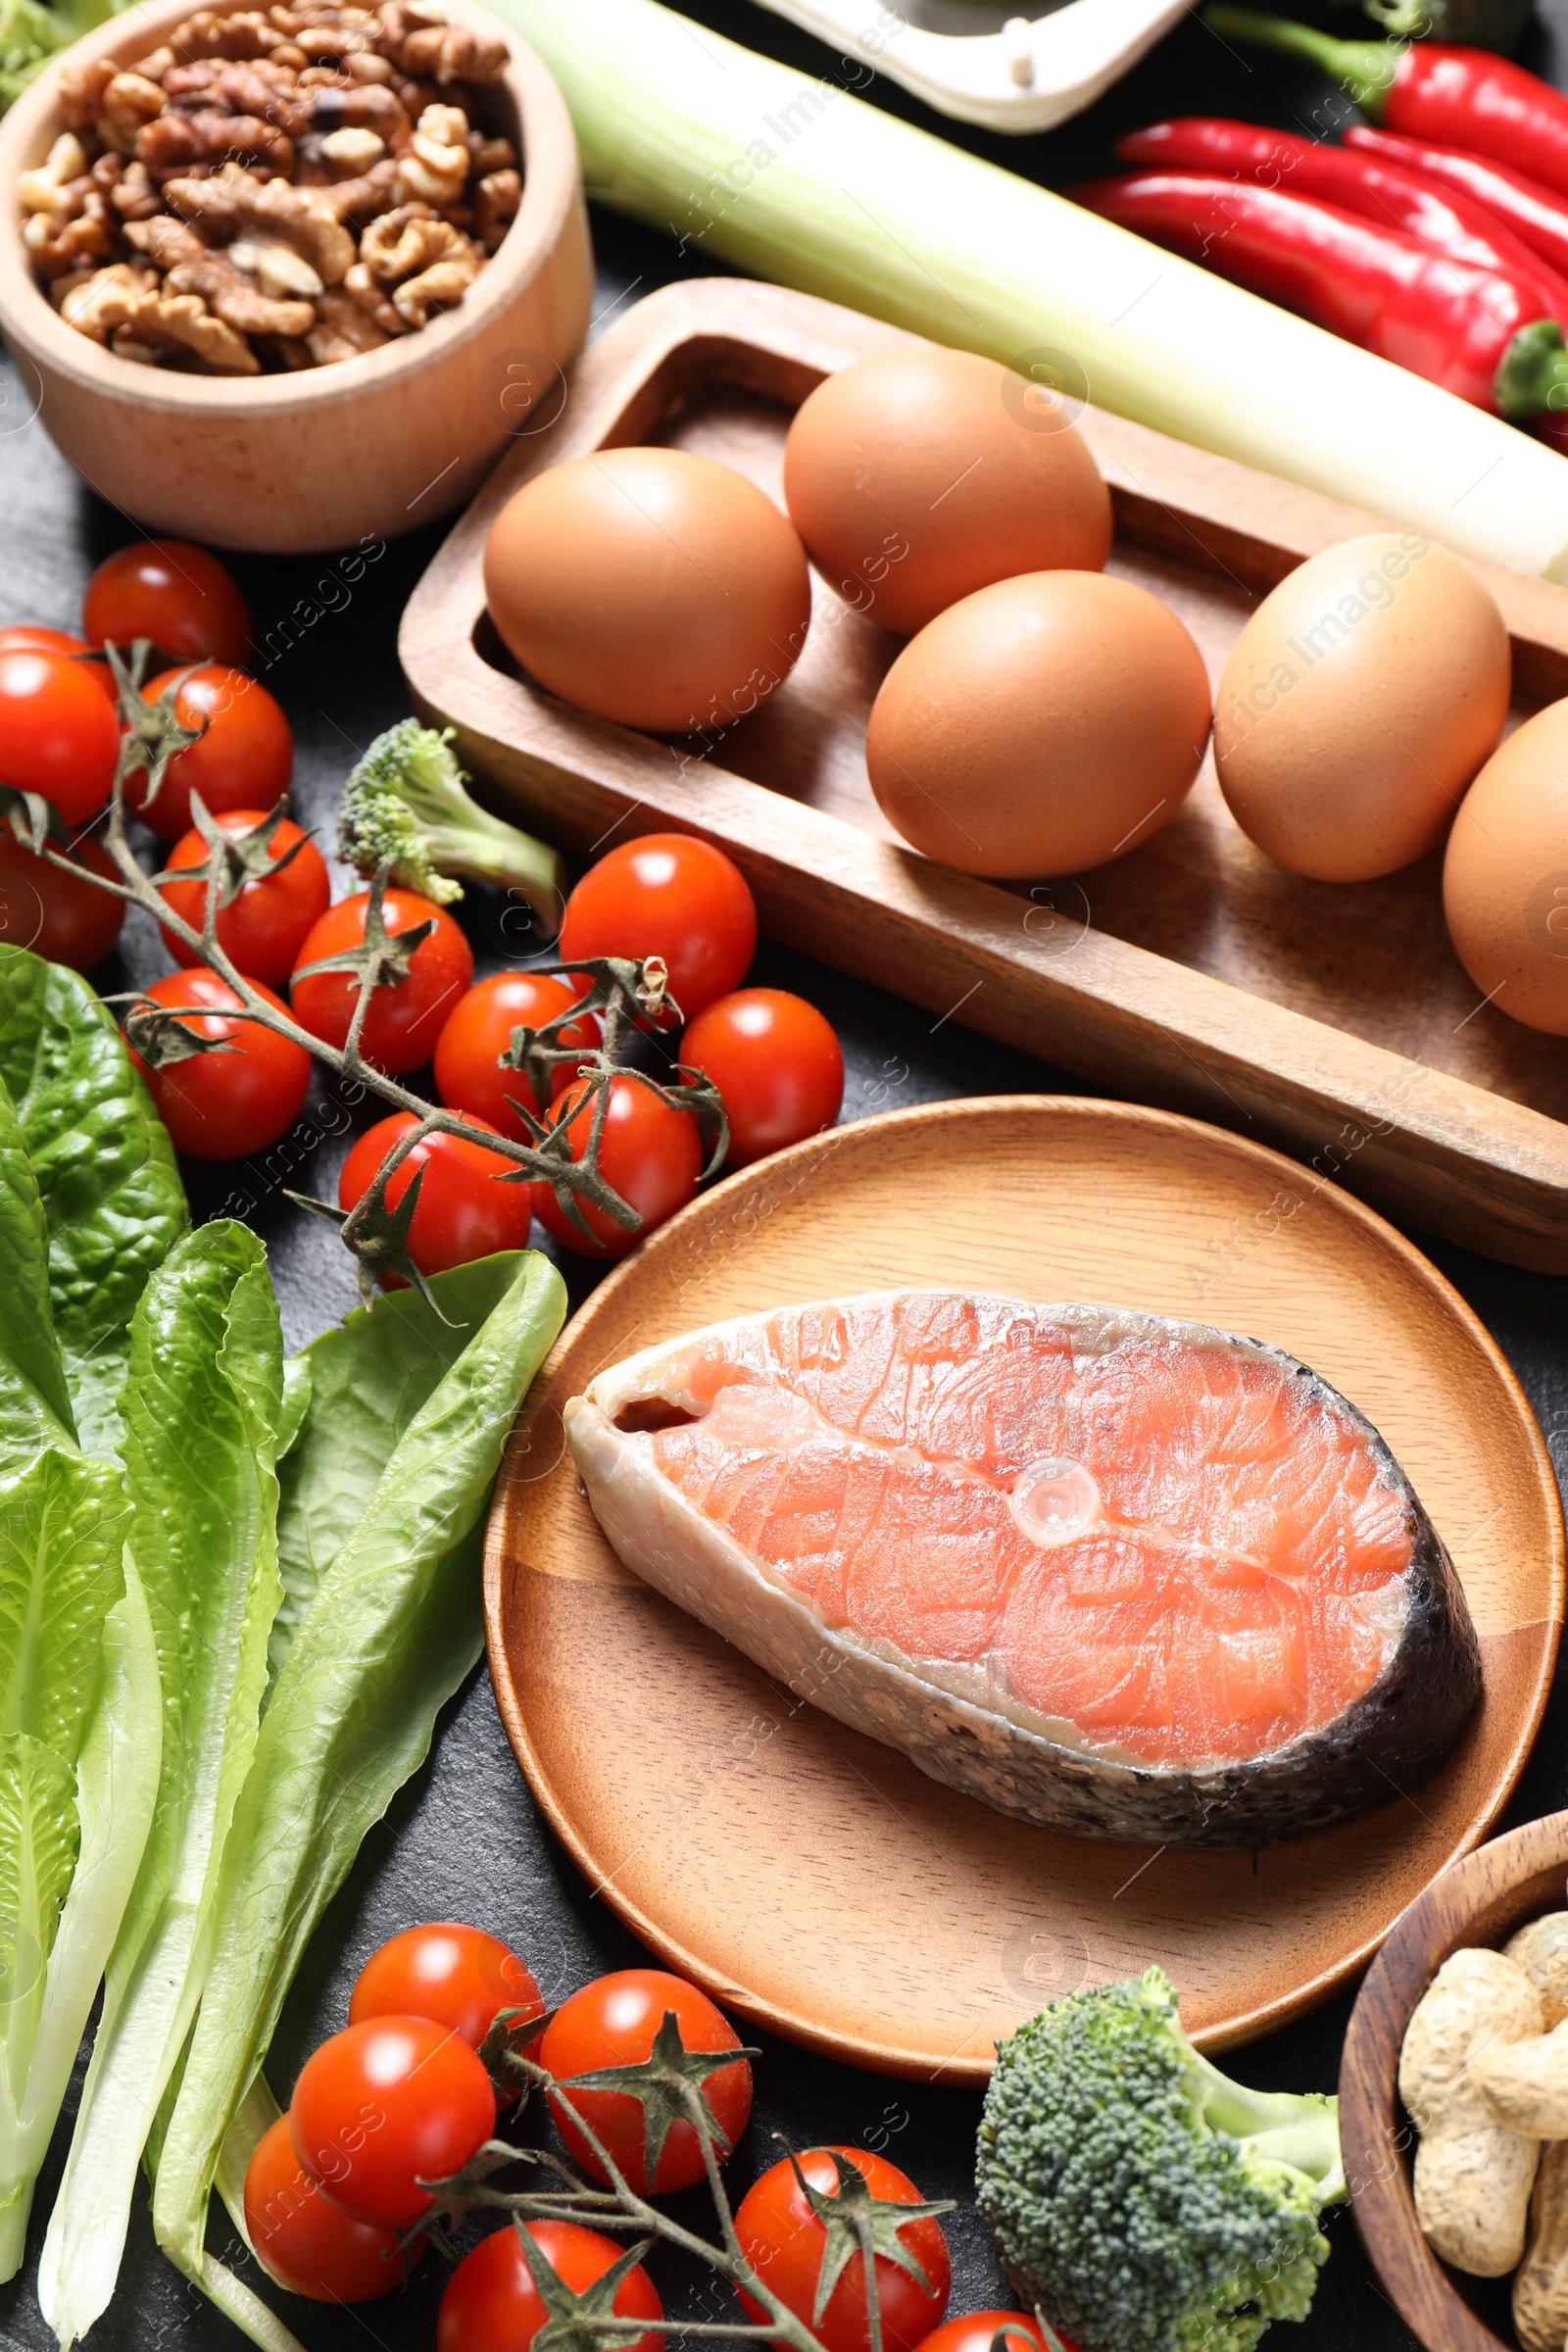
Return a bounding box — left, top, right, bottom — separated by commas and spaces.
564, 1292, 1481, 1847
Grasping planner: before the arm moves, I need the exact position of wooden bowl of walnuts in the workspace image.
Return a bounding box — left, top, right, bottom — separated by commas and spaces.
0, 0, 592, 550
1341, 1809, 1568, 2351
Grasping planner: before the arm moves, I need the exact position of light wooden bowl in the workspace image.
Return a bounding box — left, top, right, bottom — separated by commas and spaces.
0, 0, 592, 551
1341, 1812, 1568, 2351
485, 1095, 1563, 2080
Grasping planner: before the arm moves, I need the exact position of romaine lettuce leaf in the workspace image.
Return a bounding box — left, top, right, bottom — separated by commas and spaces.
152, 1250, 566, 2273
38, 1223, 283, 2343
0, 1075, 74, 1477
0, 1446, 149, 2280
0, 949, 187, 1457
270, 1250, 531, 1677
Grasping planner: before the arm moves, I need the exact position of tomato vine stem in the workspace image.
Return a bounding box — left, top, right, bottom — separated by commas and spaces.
18, 684, 726, 1292
417, 2033, 952, 2352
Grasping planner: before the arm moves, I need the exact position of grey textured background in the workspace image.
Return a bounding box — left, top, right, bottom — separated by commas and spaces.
7, 1, 1568, 2341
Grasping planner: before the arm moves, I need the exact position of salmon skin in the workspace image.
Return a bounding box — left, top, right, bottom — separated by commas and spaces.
564, 1291, 1482, 1848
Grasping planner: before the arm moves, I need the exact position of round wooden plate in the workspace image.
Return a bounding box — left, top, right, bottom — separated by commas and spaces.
484, 1098, 1565, 2082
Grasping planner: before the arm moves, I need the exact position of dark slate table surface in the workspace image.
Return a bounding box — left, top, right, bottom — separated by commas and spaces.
6, 3, 1568, 2343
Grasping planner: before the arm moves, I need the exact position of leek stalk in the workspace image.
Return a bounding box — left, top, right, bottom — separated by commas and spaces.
495, 0, 1568, 581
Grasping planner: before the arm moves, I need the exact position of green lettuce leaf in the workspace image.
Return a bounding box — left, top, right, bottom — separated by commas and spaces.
270, 1250, 532, 1677
0, 949, 187, 1458
152, 1250, 566, 2272
0, 1076, 75, 1476
0, 1447, 149, 2279
38, 1224, 283, 2344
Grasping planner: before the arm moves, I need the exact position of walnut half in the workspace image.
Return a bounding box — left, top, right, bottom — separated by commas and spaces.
358, 200, 476, 323
112, 287, 260, 372
166, 248, 316, 337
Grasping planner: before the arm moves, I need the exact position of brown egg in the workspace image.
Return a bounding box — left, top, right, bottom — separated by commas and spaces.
865, 570, 1212, 879
1444, 699, 1568, 1033
1213, 532, 1510, 881
782, 345, 1112, 640
482, 447, 812, 734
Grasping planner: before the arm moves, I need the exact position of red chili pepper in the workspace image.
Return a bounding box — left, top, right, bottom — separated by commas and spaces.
1116, 117, 1568, 318
1344, 123, 1568, 286
1071, 169, 1568, 414
1207, 7, 1568, 200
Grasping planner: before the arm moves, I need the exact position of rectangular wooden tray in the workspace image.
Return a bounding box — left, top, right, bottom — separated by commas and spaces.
400, 275, 1568, 1272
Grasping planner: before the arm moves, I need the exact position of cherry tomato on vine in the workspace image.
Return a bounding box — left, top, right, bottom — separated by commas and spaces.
0, 626, 85, 657
350, 1922, 543, 2056
124, 969, 310, 1160
244, 2116, 418, 2303
291, 886, 473, 1075
912, 2314, 1080, 2352
124, 664, 293, 841
539, 1968, 752, 2194
438, 2221, 662, 2352
83, 539, 251, 669
735, 2147, 952, 2352
0, 627, 118, 704
0, 830, 123, 971
682, 989, 843, 1169
338, 1112, 533, 1278
434, 971, 600, 1137
530, 1074, 701, 1260
290, 2014, 495, 2230
0, 650, 119, 826
159, 808, 329, 988
558, 835, 757, 1026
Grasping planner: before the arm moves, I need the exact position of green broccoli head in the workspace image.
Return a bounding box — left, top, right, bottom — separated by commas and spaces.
337, 718, 564, 931
976, 1968, 1344, 2352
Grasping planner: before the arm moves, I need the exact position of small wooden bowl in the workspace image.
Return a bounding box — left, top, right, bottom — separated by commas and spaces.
0, 0, 592, 551
1341, 1811, 1568, 2351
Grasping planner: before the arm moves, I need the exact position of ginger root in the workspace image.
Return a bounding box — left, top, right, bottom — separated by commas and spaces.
1399, 1946, 1544, 2276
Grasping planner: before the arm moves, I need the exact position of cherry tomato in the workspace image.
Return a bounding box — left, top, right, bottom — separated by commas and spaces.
736, 2147, 951, 2352
0, 830, 123, 971
338, 1112, 534, 1278
434, 971, 600, 1137
244, 2116, 418, 2303
350, 1922, 544, 2053
124, 970, 311, 1160
83, 539, 251, 669
0, 626, 87, 657
158, 808, 329, 988
531, 1075, 701, 1260
539, 1968, 752, 2194
438, 2221, 662, 2352
682, 989, 843, 1169
912, 2316, 1080, 2352
291, 887, 473, 1075
0, 627, 118, 705
124, 664, 292, 842
0, 650, 119, 826
290, 2014, 495, 2230
559, 836, 757, 1025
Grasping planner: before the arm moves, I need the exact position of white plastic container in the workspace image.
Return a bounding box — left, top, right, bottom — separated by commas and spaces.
749, 0, 1191, 131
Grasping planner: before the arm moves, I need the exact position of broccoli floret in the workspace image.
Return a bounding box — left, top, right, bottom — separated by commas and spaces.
976, 1967, 1345, 2352
337, 719, 564, 933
